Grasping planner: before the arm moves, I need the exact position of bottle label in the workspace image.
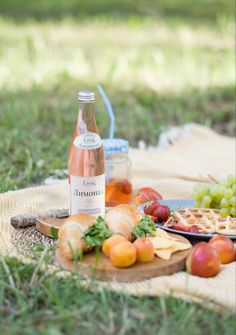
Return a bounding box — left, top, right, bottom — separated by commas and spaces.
73, 132, 102, 150
70, 174, 105, 217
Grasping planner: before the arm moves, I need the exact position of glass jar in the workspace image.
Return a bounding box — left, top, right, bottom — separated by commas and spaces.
102, 139, 132, 207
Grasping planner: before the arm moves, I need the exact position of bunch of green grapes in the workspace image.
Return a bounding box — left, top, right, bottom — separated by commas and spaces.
193, 175, 236, 218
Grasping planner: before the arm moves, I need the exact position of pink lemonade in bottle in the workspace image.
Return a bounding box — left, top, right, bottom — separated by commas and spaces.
68, 90, 105, 216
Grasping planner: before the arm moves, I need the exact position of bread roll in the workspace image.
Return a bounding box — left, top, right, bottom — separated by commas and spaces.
105, 204, 142, 241
58, 213, 96, 260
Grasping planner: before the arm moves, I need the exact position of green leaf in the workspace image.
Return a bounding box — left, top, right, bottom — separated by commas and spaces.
50, 226, 58, 240
32, 244, 45, 252
72, 249, 83, 263
132, 215, 157, 239
66, 240, 83, 263
83, 216, 112, 248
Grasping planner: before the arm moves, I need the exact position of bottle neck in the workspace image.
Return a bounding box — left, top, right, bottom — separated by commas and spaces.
77, 101, 98, 134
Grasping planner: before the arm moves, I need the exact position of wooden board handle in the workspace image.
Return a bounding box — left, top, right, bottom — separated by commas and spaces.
11, 209, 69, 229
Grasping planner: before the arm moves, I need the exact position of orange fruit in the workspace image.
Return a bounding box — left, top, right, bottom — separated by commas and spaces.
109, 241, 137, 268
102, 235, 126, 257
133, 238, 154, 263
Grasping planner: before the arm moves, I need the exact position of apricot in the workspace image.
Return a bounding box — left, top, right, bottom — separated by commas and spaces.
133, 238, 154, 263
186, 242, 220, 278
109, 241, 137, 268
102, 235, 126, 257
208, 239, 235, 264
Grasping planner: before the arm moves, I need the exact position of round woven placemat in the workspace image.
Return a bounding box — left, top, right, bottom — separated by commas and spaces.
11, 226, 56, 259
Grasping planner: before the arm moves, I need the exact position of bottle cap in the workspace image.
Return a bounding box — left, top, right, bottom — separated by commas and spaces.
102, 138, 129, 155
78, 90, 95, 102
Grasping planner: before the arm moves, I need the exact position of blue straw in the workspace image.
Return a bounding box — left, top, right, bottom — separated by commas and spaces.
97, 84, 115, 139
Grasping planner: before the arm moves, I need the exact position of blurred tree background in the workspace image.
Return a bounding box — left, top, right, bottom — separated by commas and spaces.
0, 0, 235, 191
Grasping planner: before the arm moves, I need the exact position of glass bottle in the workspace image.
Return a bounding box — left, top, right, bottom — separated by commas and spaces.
68, 90, 105, 216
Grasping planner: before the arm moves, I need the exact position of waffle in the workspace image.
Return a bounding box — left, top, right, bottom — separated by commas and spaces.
215, 216, 236, 236
164, 208, 236, 236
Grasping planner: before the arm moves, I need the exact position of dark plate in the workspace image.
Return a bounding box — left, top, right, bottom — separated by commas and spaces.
139, 199, 236, 240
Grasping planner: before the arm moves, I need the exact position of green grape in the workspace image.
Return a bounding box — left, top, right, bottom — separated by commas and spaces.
193, 185, 210, 202
232, 184, 236, 195
202, 194, 212, 205
227, 174, 236, 185
220, 208, 230, 218
211, 200, 220, 209
194, 200, 201, 208
193, 190, 202, 201
220, 197, 230, 208
220, 179, 231, 188
230, 207, 236, 217
230, 196, 236, 207
200, 201, 207, 208
218, 185, 227, 195
198, 185, 209, 197
223, 188, 233, 198
201, 201, 210, 208
193, 177, 236, 214
214, 195, 223, 208
214, 192, 222, 202
209, 185, 219, 197
192, 178, 236, 213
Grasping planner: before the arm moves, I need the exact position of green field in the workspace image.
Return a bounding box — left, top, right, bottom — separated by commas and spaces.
1, 257, 235, 335
0, 1, 235, 334
0, 0, 235, 191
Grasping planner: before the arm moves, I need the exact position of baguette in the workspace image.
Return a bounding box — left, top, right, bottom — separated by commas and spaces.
58, 213, 96, 260
105, 204, 142, 241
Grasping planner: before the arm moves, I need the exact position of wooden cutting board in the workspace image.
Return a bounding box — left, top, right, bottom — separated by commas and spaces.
55, 233, 191, 282
36, 216, 66, 237
36, 216, 191, 282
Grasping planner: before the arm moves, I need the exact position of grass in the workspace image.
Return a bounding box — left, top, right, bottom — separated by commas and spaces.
0, 257, 235, 335
0, 14, 235, 190
0, 0, 234, 21
0, 1, 235, 334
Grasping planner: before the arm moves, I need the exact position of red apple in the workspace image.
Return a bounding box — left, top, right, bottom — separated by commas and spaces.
208, 239, 235, 264
208, 235, 234, 248
134, 187, 162, 206
186, 242, 221, 277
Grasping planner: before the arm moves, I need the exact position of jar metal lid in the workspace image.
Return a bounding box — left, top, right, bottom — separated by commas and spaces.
102, 138, 129, 155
